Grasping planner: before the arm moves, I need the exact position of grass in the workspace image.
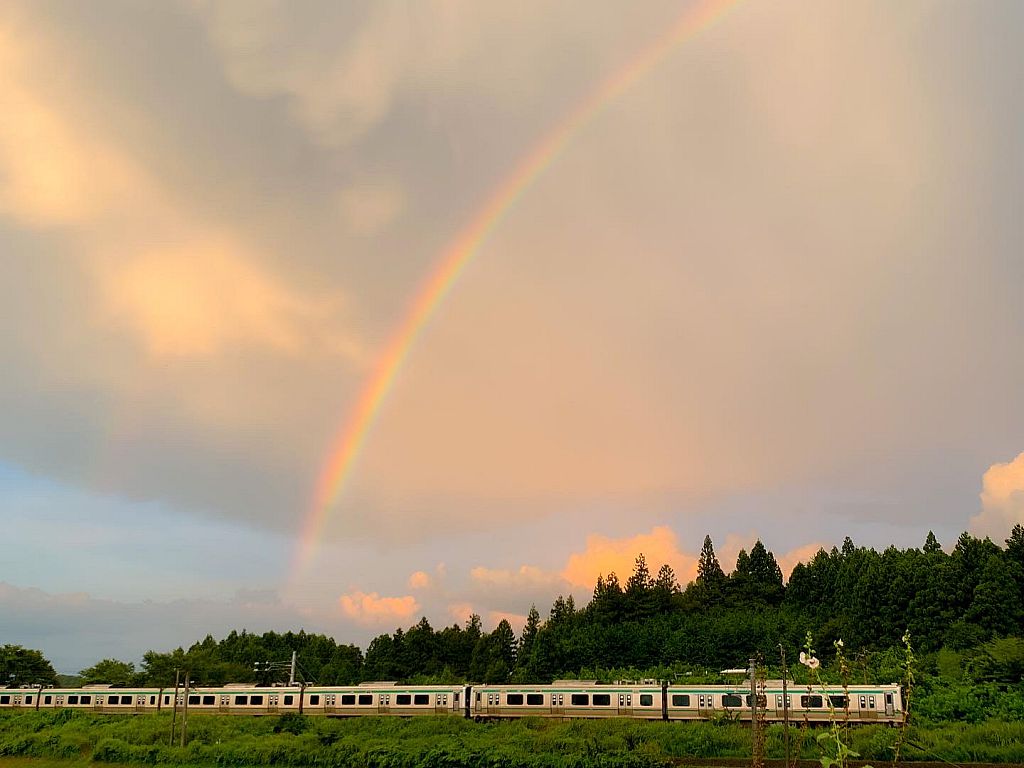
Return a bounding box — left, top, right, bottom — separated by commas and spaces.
2, 711, 1024, 768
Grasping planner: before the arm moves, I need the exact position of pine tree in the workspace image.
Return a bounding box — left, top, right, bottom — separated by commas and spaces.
696, 535, 726, 605
923, 530, 943, 554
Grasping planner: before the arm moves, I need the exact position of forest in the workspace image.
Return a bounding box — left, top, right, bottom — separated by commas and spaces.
4, 525, 1023, 694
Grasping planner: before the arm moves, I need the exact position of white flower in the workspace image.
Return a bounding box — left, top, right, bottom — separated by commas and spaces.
836, 639, 844, 648
799, 651, 820, 669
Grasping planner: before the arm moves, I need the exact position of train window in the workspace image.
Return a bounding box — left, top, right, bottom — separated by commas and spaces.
476, 693, 481, 702
25, 696, 33, 704
203, 696, 216, 705
829, 695, 848, 708
627, 695, 632, 706
149, 696, 155, 705
68, 696, 79, 705
250, 696, 264, 705
44, 696, 52, 705
309, 695, 321, 705
414, 694, 429, 705
801, 695, 823, 708
507, 694, 524, 705
868, 696, 875, 709
164, 696, 170, 705
671, 694, 689, 707
284, 695, 294, 706
188, 696, 200, 705
698, 695, 705, 707
359, 694, 373, 705
859, 696, 866, 708
593, 694, 611, 706
527, 694, 544, 706
722, 695, 742, 708
124, 696, 134, 705
234, 696, 248, 705
396, 694, 411, 705
0, 696, 10, 705
570, 694, 589, 706
454, 693, 459, 703
745, 695, 767, 707
619, 695, 624, 706
341, 695, 356, 705
776, 695, 784, 708
640, 694, 654, 706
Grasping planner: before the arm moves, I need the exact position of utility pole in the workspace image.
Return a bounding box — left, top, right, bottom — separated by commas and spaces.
779, 645, 790, 768
289, 651, 296, 687
169, 670, 180, 747
180, 670, 190, 748
749, 657, 757, 744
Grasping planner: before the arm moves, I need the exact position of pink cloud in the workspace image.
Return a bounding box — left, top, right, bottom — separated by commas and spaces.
407, 570, 432, 589
337, 590, 419, 626
561, 526, 698, 588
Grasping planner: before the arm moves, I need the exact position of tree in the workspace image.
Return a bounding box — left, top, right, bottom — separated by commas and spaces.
517, 605, 541, 670
923, 530, 943, 555
966, 554, 1023, 637
696, 535, 726, 605
0, 645, 58, 687
653, 564, 679, 611
80, 659, 138, 686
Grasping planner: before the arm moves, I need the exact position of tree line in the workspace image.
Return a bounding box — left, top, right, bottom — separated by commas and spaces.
5, 525, 1023, 688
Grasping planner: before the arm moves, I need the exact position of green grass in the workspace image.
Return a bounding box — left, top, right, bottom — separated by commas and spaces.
2, 711, 1024, 767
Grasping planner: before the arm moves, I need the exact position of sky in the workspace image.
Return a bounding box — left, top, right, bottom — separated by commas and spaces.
2, 0, 1024, 673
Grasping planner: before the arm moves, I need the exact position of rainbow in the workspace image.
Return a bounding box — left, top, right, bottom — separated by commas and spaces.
292, 0, 740, 578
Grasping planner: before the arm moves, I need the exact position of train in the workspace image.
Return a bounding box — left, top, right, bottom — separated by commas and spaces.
0, 679, 904, 724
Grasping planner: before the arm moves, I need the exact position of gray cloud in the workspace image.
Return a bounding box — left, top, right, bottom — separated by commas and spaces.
0, 0, 1022, 567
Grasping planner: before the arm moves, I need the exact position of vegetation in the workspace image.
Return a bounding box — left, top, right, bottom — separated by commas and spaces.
3, 709, 1024, 767
3, 525, 1023, 766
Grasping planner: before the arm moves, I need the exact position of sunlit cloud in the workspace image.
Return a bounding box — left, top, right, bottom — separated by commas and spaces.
338, 590, 419, 626
407, 571, 432, 590
487, 611, 527, 634
971, 452, 1024, 539
561, 526, 698, 587
96, 243, 363, 362
447, 602, 475, 625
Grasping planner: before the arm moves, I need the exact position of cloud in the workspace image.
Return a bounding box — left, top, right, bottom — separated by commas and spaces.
190, 1, 413, 146
971, 452, 1024, 539
338, 590, 420, 626
95, 241, 363, 362
407, 571, 432, 590
487, 611, 527, 634
776, 543, 828, 581
0, 582, 328, 673
470, 565, 561, 590
447, 602, 475, 625
338, 178, 406, 236
561, 526, 698, 588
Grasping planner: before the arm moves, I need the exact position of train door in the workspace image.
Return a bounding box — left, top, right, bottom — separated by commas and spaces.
551, 692, 565, 718
884, 692, 894, 717
377, 693, 390, 715
268, 694, 279, 714
434, 692, 448, 714
618, 691, 633, 718
698, 693, 714, 719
